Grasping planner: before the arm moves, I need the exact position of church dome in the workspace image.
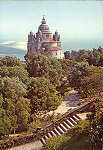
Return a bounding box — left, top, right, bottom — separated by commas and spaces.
38, 17, 50, 32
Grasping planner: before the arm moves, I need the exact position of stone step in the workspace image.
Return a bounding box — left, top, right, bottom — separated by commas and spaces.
40, 114, 81, 145
71, 115, 78, 121
59, 123, 68, 132
40, 137, 46, 145
63, 121, 71, 129
68, 117, 77, 125
47, 132, 53, 138
44, 135, 49, 140
73, 115, 80, 121
66, 119, 74, 127
40, 135, 49, 145
51, 130, 57, 137
56, 126, 64, 134
49, 131, 54, 137
75, 114, 81, 120
53, 128, 61, 136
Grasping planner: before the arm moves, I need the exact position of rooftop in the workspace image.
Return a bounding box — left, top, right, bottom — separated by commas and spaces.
45, 46, 62, 51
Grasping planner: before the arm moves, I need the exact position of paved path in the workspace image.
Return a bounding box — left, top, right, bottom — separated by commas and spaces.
48, 90, 79, 115
8, 141, 43, 150
8, 90, 80, 150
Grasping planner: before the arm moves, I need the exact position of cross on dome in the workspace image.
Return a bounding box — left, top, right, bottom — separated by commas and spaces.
42, 15, 46, 24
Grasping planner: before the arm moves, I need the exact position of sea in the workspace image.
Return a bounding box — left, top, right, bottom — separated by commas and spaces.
0, 39, 103, 61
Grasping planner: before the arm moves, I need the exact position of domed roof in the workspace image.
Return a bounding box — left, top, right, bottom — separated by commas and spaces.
38, 17, 50, 32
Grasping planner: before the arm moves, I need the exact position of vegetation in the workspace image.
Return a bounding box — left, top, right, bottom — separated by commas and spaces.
64, 46, 103, 67
1, 46, 103, 148
42, 136, 70, 150
25, 52, 63, 87
88, 99, 103, 150
42, 120, 90, 150
68, 61, 103, 98
0, 55, 64, 136
42, 100, 103, 150
27, 77, 62, 112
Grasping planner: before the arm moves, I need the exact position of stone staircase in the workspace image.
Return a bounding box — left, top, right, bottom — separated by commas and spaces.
38, 101, 93, 145
1, 101, 93, 150
40, 114, 83, 145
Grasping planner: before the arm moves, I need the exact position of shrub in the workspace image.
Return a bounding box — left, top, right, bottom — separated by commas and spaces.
42, 136, 70, 150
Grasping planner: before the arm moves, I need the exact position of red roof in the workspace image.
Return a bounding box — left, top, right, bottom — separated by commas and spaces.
46, 46, 62, 51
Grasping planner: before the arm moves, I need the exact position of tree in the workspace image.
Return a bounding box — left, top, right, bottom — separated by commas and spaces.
71, 49, 89, 62
3, 98, 18, 134
25, 52, 63, 87
68, 61, 89, 88
0, 57, 29, 85
89, 99, 103, 150
78, 66, 103, 97
8, 66, 29, 85
27, 77, 62, 112
1, 77, 27, 99
0, 56, 22, 67
0, 77, 30, 134
16, 97, 30, 132
0, 66, 9, 77
64, 51, 71, 59
58, 59, 76, 77
0, 95, 11, 136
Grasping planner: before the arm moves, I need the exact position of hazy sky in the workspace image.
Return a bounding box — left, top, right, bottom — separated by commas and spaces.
0, 0, 103, 50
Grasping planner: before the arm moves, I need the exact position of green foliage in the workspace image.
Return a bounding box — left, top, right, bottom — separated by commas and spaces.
69, 120, 90, 136
58, 59, 76, 77
71, 49, 89, 62
0, 77, 30, 135
28, 120, 45, 133
64, 51, 71, 59
58, 81, 72, 96
65, 46, 103, 67
89, 100, 103, 149
61, 135, 90, 150
68, 61, 103, 97
25, 52, 63, 86
0, 56, 22, 67
42, 120, 90, 150
78, 66, 103, 97
1, 77, 27, 99
0, 58, 29, 85
8, 66, 29, 84
27, 77, 62, 112
69, 61, 89, 88
0, 66, 9, 77
42, 136, 70, 150
0, 95, 11, 136
52, 113, 62, 123
16, 97, 30, 132
0, 55, 64, 136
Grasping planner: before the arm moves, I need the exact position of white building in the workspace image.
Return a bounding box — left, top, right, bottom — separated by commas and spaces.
27, 17, 64, 59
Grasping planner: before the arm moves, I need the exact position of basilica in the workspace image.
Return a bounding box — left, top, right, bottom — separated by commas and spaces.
27, 17, 63, 59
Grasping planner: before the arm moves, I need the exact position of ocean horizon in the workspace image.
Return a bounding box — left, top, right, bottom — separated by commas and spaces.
0, 38, 103, 61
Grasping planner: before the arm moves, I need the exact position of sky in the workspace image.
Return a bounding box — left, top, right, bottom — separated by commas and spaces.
0, 0, 103, 52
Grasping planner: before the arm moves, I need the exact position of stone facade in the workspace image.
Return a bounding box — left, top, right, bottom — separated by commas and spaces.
27, 17, 63, 59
